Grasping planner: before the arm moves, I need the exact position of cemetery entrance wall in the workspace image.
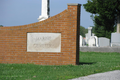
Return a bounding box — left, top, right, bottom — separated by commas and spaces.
0, 4, 81, 65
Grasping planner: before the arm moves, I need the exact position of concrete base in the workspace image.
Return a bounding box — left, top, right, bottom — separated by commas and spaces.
80, 47, 120, 53
111, 43, 120, 47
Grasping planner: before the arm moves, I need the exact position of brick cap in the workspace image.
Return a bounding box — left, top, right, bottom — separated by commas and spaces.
67, 3, 81, 6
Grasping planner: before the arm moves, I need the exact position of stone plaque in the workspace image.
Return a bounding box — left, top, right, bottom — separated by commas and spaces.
111, 33, 120, 43
98, 37, 110, 47
27, 33, 61, 52
111, 33, 120, 47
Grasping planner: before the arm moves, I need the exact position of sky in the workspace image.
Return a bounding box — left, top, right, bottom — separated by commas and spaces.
0, 0, 94, 28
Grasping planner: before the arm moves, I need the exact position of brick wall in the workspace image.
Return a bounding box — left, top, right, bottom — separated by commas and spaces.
0, 4, 81, 65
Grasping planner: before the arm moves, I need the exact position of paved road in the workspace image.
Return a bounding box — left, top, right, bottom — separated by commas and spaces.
69, 70, 120, 80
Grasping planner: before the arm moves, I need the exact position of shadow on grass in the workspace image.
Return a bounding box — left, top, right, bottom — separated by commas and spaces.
79, 62, 96, 65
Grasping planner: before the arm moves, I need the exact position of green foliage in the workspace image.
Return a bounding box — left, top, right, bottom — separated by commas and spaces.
0, 25, 3, 27
84, 0, 120, 15
0, 52, 120, 80
83, 0, 120, 38
92, 15, 115, 38
80, 26, 88, 37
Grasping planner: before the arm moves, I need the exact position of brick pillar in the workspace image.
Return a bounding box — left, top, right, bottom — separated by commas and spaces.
67, 4, 81, 65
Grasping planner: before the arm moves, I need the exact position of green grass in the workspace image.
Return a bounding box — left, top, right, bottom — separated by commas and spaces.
0, 52, 120, 80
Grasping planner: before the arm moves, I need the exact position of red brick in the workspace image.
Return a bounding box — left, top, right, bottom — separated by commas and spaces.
0, 4, 81, 65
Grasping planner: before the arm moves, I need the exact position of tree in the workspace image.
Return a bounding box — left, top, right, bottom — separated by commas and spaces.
0, 25, 3, 27
83, 0, 120, 38
93, 15, 115, 38
80, 26, 88, 37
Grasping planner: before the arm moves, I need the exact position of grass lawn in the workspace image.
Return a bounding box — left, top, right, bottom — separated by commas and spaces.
0, 52, 120, 80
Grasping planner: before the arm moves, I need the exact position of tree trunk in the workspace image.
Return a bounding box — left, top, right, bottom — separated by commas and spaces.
117, 15, 120, 33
